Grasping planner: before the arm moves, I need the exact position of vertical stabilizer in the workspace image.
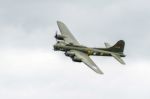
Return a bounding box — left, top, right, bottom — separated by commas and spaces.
109, 40, 125, 53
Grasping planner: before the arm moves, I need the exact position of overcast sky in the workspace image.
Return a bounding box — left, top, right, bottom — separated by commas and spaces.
0, 0, 150, 99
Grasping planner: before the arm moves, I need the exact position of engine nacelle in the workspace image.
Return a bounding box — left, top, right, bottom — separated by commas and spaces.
55, 34, 64, 40
57, 40, 65, 44
65, 51, 75, 57
72, 56, 82, 62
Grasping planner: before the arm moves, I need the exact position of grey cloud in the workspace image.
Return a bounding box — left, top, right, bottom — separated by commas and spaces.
0, 0, 150, 99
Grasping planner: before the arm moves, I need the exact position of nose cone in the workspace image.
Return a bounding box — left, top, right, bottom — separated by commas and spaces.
53, 44, 58, 50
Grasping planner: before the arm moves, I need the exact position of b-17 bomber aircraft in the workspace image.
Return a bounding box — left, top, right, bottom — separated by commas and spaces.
53, 21, 126, 74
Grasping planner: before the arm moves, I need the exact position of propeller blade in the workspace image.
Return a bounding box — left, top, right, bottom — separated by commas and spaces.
55, 31, 58, 38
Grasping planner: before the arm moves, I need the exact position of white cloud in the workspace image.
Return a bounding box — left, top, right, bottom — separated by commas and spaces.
0, 49, 150, 99
0, 0, 150, 99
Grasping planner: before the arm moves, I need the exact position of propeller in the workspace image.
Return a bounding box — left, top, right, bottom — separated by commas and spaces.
55, 31, 58, 42
55, 31, 58, 39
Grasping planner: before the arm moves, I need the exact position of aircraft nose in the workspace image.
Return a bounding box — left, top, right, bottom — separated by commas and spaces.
53, 45, 58, 50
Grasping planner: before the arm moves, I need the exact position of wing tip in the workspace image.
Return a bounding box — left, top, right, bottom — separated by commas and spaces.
57, 20, 63, 24
122, 62, 126, 65
96, 70, 104, 74
120, 60, 126, 65
95, 67, 104, 74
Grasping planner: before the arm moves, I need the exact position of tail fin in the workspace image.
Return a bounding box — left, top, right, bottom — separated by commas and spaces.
109, 40, 125, 53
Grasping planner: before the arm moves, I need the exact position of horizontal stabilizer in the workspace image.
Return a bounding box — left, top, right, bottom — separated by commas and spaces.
111, 53, 126, 65
104, 43, 111, 48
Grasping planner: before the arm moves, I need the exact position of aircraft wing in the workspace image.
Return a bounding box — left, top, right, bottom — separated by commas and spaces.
57, 21, 80, 45
71, 50, 103, 74
111, 53, 126, 65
